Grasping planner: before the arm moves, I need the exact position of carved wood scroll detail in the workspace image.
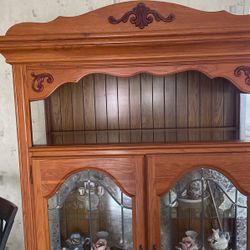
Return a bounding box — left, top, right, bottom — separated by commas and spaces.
234, 66, 250, 85
31, 72, 54, 92
108, 2, 175, 29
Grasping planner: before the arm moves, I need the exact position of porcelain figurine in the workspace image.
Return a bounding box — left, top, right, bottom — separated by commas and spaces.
65, 233, 84, 250
176, 231, 199, 250
96, 231, 109, 240
163, 190, 178, 207
208, 229, 230, 250
185, 231, 198, 241
65, 233, 90, 250
92, 239, 110, 250
187, 179, 207, 200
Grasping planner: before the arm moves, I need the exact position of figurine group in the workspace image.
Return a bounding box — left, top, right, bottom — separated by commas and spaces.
176, 229, 230, 250
64, 228, 230, 250
64, 231, 110, 250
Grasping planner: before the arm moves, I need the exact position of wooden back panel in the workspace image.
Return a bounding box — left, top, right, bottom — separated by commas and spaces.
44, 72, 240, 145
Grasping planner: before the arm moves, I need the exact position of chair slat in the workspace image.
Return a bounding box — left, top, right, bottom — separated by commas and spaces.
0, 197, 18, 250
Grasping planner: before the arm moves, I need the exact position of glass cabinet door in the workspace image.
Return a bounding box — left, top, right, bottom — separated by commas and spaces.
48, 170, 133, 250
160, 168, 247, 250
32, 156, 145, 250
147, 154, 250, 250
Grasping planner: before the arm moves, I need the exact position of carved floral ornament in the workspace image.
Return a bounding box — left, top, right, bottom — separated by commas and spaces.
234, 66, 250, 85
108, 2, 175, 29
31, 72, 54, 92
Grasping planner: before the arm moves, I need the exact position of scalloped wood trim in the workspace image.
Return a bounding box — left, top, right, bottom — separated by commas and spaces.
26, 63, 250, 101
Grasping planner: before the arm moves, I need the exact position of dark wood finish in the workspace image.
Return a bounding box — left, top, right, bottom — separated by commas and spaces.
31, 73, 54, 92
71, 78, 85, 143
60, 83, 74, 144
200, 74, 212, 141
118, 77, 130, 143
0, 1, 250, 249
0, 197, 18, 250
188, 72, 200, 141
211, 78, 224, 140
234, 66, 250, 85
108, 2, 175, 29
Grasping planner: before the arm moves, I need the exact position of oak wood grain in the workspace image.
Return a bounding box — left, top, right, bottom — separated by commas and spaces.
13, 65, 37, 250
32, 156, 146, 250
2, 2, 250, 249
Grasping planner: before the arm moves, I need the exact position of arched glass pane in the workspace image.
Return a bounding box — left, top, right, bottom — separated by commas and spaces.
48, 170, 133, 250
160, 168, 247, 250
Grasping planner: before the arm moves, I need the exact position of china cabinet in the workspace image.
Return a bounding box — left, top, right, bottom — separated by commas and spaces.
1, 1, 250, 249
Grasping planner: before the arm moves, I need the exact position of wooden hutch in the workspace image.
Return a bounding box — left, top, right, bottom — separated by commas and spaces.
1, 1, 250, 249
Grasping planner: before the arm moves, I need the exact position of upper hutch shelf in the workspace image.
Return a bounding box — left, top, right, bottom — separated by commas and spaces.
35, 71, 240, 146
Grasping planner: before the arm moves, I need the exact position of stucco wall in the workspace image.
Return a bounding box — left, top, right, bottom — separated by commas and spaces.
0, 0, 249, 249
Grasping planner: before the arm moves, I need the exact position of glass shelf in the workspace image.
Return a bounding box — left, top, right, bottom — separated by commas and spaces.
48, 170, 133, 250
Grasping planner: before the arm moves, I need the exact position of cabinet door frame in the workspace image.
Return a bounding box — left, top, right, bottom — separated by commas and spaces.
147, 152, 250, 250
32, 155, 146, 250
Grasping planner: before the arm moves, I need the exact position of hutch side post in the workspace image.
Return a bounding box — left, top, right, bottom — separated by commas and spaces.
12, 64, 36, 250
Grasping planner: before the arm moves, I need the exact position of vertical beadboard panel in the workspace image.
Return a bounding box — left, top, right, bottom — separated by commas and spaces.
188, 72, 200, 141
118, 77, 130, 143
153, 76, 165, 142
211, 78, 224, 140
71, 79, 85, 143
59, 83, 74, 144
94, 74, 108, 143
200, 74, 212, 141
106, 75, 119, 143
130, 75, 142, 142
141, 74, 153, 128
176, 72, 188, 141
165, 75, 176, 142
141, 74, 153, 142
94, 74, 107, 130
46, 72, 240, 144
83, 75, 96, 143
83, 75, 95, 130
106, 75, 119, 129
